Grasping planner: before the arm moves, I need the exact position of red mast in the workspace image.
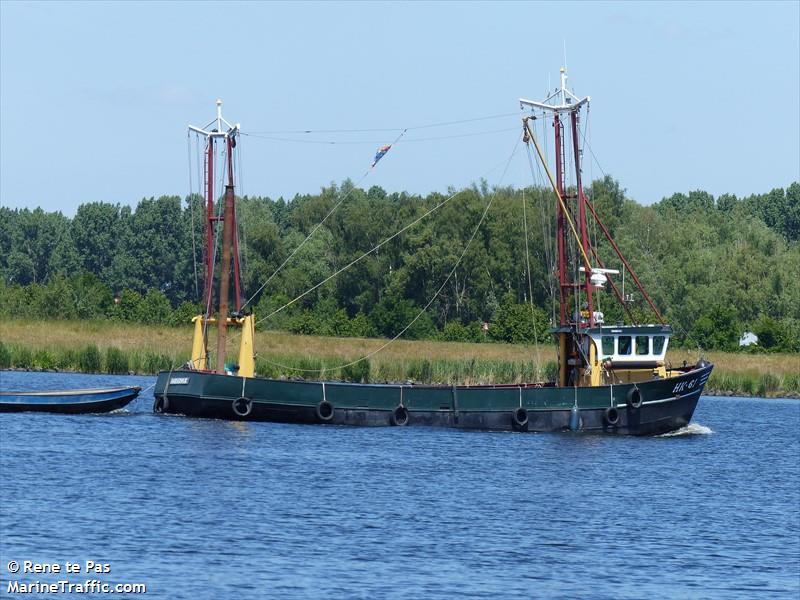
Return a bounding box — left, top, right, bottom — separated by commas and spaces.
521, 68, 669, 386
226, 135, 242, 313
190, 100, 242, 373
521, 68, 595, 333
571, 109, 594, 327
553, 114, 568, 327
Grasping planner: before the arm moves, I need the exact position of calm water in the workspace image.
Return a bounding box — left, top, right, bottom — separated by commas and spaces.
1, 371, 798, 599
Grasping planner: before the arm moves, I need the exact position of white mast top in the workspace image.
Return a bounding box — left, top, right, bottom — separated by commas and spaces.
189, 99, 240, 139
519, 67, 589, 113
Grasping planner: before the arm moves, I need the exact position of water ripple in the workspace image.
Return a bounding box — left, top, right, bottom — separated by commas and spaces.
1, 372, 798, 599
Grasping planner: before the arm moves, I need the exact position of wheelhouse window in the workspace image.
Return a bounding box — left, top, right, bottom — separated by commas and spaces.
636, 336, 649, 355
602, 336, 614, 355
618, 336, 632, 355
653, 335, 666, 354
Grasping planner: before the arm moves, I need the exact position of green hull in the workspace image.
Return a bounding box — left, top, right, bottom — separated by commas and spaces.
153, 362, 712, 436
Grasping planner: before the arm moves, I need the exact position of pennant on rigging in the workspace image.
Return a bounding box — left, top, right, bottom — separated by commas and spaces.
371, 144, 392, 168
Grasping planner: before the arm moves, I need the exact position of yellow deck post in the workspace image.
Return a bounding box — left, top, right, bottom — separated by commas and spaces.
589, 339, 601, 386
237, 314, 255, 377
190, 315, 208, 370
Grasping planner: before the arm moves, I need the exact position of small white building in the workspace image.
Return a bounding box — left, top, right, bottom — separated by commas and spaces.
739, 331, 758, 347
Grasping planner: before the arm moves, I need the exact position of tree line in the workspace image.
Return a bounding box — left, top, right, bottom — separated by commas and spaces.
0, 178, 798, 352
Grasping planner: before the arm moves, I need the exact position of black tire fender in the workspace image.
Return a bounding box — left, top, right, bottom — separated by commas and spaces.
232, 396, 253, 418
604, 406, 620, 426
153, 396, 168, 414
390, 405, 409, 426
316, 400, 334, 422
627, 386, 643, 409
512, 407, 529, 430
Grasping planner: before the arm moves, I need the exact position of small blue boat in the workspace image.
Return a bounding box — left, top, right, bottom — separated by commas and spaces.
0, 386, 141, 413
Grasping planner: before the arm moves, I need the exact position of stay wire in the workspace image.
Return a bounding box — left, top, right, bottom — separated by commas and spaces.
187, 132, 199, 300
524, 139, 556, 323
521, 185, 542, 379
236, 136, 247, 296
240, 126, 518, 146
256, 134, 523, 373
254, 135, 522, 330
577, 123, 608, 180
245, 111, 521, 135
537, 113, 557, 324
241, 128, 408, 310
203, 140, 227, 352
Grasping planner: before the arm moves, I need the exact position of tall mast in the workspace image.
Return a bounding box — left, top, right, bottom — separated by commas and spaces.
520, 67, 592, 331
520, 69, 668, 387
553, 113, 568, 326
189, 100, 241, 373
571, 109, 594, 325
217, 172, 235, 373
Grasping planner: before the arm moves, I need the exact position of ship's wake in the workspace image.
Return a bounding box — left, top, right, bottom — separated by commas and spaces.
658, 423, 713, 437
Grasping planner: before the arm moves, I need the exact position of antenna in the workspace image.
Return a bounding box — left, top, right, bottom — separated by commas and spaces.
519, 67, 589, 113
189, 99, 240, 140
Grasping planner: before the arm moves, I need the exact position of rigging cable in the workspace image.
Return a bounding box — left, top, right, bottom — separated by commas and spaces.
522, 119, 592, 270
202, 139, 227, 352
585, 106, 602, 316
187, 132, 199, 300
521, 185, 542, 380
240, 126, 518, 146
524, 132, 556, 323
245, 111, 522, 135
577, 124, 608, 180
255, 134, 523, 373
538, 112, 557, 325
236, 130, 247, 296
241, 128, 408, 310
254, 137, 522, 328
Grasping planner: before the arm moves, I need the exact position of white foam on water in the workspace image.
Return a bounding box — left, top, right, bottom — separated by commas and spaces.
658, 423, 713, 437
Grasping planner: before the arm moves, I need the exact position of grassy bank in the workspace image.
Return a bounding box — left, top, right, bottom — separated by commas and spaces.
1, 320, 798, 397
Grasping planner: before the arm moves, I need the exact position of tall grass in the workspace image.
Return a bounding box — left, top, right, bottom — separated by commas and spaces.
705, 369, 799, 398
78, 345, 101, 373
0, 341, 12, 369
105, 347, 129, 374
2, 343, 187, 376
1, 319, 797, 396
253, 353, 555, 385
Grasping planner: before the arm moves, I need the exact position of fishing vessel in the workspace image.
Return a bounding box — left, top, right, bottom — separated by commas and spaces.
154, 72, 713, 435
0, 386, 141, 413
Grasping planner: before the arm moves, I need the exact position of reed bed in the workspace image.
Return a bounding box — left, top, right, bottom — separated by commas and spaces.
1, 320, 797, 396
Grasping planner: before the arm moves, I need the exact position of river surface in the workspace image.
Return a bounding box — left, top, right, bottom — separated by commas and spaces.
1, 371, 798, 599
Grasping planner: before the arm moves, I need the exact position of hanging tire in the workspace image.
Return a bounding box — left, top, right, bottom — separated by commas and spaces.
153, 396, 168, 414
512, 407, 529, 430
316, 400, 334, 422
390, 405, 409, 426
627, 386, 643, 409
604, 406, 620, 426
232, 396, 253, 417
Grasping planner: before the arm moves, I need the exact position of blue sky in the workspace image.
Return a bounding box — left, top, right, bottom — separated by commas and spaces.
1, 1, 798, 214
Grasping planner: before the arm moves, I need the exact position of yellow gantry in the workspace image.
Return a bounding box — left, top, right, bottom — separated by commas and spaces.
190, 314, 255, 377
